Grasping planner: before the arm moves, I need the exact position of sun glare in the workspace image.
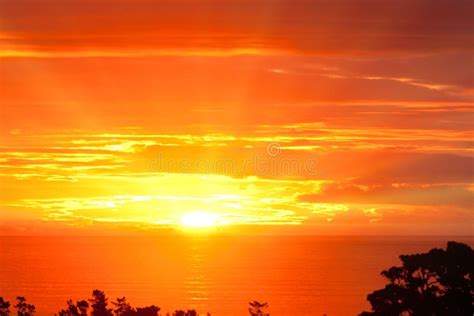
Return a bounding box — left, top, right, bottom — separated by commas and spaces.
180, 212, 218, 228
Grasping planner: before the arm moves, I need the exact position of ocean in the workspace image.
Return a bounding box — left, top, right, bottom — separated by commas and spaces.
1, 235, 472, 315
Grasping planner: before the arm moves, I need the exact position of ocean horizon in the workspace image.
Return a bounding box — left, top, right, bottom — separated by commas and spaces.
1, 235, 472, 315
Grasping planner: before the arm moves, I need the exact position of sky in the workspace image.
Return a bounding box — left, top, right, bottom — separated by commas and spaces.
0, 0, 473, 235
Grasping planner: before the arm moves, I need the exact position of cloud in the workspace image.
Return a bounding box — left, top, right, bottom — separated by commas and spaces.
301, 181, 473, 209
304, 204, 474, 235
1, 55, 472, 136
0, 0, 472, 56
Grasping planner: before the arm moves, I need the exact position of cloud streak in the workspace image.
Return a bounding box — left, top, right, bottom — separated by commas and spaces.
1, 0, 473, 57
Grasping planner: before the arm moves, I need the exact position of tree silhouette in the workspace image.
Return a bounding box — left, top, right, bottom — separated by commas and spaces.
76, 301, 89, 316
0, 298, 11, 316
56, 293, 160, 316
248, 301, 269, 316
111, 297, 160, 316
89, 290, 113, 316
172, 310, 198, 316
57, 300, 89, 316
361, 241, 474, 316
112, 297, 134, 316
57, 301, 77, 316
14, 297, 35, 316
134, 306, 160, 316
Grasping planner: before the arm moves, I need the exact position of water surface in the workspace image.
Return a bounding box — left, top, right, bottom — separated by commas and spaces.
1, 235, 471, 315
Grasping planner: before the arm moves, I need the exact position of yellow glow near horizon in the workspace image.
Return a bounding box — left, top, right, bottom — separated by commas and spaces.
180, 212, 219, 228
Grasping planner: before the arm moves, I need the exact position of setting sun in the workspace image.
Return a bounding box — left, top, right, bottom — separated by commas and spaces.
180, 212, 219, 228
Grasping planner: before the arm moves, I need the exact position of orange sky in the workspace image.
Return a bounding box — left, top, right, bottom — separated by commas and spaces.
0, 0, 473, 235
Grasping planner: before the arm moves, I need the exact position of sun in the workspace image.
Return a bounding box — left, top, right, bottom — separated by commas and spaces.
180, 212, 218, 228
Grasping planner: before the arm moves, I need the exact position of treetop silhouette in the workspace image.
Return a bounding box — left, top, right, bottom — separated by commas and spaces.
0, 297, 11, 316
361, 241, 474, 316
248, 301, 269, 316
14, 297, 35, 316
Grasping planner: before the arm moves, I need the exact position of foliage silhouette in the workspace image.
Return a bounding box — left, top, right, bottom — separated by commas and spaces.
89, 290, 113, 316
248, 301, 269, 316
0, 297, 11, 316
55, 290, 212, 316
112, 297, 134, 316
112, 297, 160, 316
171, 310, 199, 316
77, 301, 89, 316
56, 293, 161, 316
361, 241, 474, 316
14, 297, 35, 316
57, 300, 76, 316
134, 306, 160, 316
57, 299, 89, 316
